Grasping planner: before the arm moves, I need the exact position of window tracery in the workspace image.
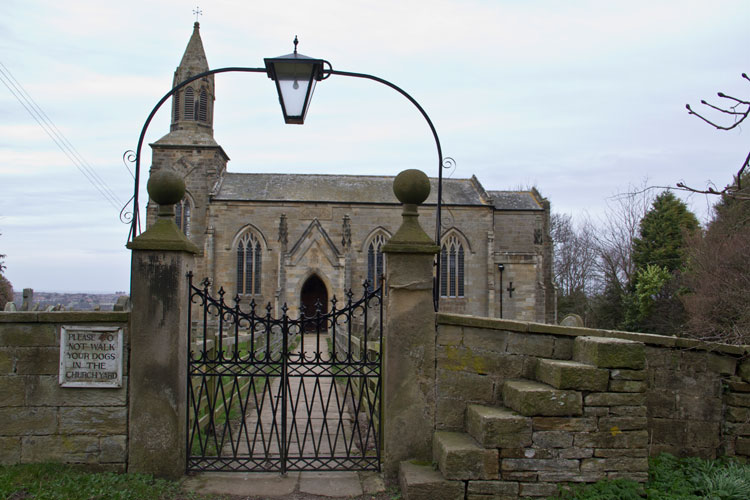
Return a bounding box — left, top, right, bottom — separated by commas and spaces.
236, 231, 263, 295
440, 234, 466, 298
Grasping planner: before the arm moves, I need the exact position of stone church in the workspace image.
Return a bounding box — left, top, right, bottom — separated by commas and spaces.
146, 22, 556, 323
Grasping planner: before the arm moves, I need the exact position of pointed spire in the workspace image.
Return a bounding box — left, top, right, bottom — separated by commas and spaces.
164, 21, 216, 139
174, 22, 209, 85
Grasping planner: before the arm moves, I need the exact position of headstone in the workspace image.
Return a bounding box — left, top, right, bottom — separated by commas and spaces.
4, 302, 16, 311
31, 303, 41, 311
560, 314, 584, 327
21, 288, 33, 311
113, 295, 131, 311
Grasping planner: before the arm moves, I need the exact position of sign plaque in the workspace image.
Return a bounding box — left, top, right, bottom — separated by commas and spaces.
59, 326, 123, 388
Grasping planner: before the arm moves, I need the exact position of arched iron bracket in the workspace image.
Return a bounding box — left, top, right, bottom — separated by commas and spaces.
126, 64, 447, 310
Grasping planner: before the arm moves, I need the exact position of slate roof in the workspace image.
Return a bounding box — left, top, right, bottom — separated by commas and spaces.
213, 173, 543, 210
488, 190, 543, 211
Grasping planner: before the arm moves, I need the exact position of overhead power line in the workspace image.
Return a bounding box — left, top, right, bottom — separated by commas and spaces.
0, 61, 123, 212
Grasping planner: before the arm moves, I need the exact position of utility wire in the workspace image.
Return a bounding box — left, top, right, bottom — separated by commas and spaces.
0, 61, 123, 212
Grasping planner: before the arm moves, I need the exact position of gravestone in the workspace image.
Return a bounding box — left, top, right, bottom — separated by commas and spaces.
560, 313, 584, 327
21, 288, 33, 311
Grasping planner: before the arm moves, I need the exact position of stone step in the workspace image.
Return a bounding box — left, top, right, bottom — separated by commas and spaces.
535, 358, 609, 391
398, 461, 464, 500
502, 379, 582, 417
465, 404, 532, 448
433, 431, 499, 480
573, 336, 645, 369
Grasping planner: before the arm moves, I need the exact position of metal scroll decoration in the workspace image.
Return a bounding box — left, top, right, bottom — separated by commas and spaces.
185, 273, 383, 473
118, 150, 137, 226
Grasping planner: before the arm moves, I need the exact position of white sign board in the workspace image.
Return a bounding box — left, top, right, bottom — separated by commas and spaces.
59, 326, 123, 388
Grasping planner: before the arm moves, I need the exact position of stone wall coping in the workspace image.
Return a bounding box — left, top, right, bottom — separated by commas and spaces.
437, 313, 749, 356
0, 311, 130, 323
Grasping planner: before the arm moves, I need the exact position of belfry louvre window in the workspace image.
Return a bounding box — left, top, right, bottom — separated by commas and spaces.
367, 234, 386, 287
173, 92, 180, 122
237, 233, 262, 295
184, 87, 194, 121
440, 235, 465, 298
175, 197, 191, 236
198, 89, 208, 122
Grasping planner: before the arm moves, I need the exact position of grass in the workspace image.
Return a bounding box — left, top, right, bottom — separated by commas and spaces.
554, 453, 750, 499
0, 463, 209, 500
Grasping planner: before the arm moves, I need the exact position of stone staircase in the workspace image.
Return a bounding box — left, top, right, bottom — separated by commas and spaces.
399, 336, 649, 500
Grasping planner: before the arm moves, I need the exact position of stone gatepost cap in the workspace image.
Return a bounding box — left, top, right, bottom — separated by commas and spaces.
126, 169, 198, 253
383, 169, 439, 254
393, 169, 430, 205
147, 170, 185, 206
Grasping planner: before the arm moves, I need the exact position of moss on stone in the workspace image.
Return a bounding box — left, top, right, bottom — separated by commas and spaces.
127, 218, 199, 254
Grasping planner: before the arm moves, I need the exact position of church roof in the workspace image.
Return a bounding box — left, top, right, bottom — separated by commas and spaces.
213, 173, 543, 210
488, 190, 544, 210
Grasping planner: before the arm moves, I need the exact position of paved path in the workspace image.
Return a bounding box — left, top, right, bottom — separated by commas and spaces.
231, 333, 354, 464
182, 470, 386, 498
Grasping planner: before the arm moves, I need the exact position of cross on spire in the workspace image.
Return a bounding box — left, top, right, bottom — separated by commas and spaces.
193, 6, 203, 22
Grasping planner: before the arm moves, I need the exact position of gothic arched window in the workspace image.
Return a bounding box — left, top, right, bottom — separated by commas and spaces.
198, 89, 208, 122
184, 87, 194, 121
367, 233, 387, 288
440, 234, 466, 298
175, 197, 191, 237
237, 232, 262, 295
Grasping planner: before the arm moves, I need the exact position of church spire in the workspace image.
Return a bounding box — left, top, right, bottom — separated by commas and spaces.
169, 22, 214, 135
175, 22, 209, 83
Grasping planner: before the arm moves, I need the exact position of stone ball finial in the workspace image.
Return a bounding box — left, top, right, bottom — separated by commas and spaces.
393, 169, 430, 205
147, 170, 185, 206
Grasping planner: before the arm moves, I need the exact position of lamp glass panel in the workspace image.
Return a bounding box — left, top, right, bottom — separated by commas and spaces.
277, 78, 316, 119
273, 61, 315, 119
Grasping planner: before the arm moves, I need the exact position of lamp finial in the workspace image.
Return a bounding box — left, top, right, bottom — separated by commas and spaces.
293, 35, 298, 54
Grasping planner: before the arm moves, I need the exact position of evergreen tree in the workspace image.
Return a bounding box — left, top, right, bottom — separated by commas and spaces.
626, 191, 699, 334
589, 272, 625, 330
632, 191, 699, 273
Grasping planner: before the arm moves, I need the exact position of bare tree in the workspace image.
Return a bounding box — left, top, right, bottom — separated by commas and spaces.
683, 73, 750, 200
551, 213, 600, 320
595, 184, 654, 290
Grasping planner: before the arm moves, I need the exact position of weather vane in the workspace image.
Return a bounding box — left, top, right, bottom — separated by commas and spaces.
193, 6, 203, 22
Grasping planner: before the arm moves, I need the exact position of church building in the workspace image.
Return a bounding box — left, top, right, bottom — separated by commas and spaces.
146, 23, 556, 323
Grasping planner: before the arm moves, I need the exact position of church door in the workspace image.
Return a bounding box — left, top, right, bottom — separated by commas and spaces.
300, 275, 328, 331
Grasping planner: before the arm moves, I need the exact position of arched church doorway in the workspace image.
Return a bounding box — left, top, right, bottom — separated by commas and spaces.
300, 274, 328, 332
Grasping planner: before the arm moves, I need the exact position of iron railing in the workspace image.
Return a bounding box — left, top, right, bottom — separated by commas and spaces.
186, 273, 383, 473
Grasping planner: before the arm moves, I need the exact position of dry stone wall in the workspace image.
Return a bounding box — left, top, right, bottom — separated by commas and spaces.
404, 313, 750, 499
0, 312, 130, 471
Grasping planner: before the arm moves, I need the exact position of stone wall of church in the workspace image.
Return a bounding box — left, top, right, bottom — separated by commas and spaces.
200, 199, 548, 322
492, 209, 552, 323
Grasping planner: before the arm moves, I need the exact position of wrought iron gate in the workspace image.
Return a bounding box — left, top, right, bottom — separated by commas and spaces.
186, 273, 382, 473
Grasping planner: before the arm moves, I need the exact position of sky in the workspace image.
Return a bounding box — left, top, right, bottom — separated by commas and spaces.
1, 0, 749, 293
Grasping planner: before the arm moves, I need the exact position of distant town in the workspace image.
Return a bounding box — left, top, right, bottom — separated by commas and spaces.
11, 290, 128, 311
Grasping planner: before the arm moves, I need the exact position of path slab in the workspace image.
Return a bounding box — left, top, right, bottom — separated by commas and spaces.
298, 471, 363, 497
181, 472, 299, 497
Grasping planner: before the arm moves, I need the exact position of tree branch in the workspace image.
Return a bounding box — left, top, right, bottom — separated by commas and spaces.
682, 73, 750, 199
